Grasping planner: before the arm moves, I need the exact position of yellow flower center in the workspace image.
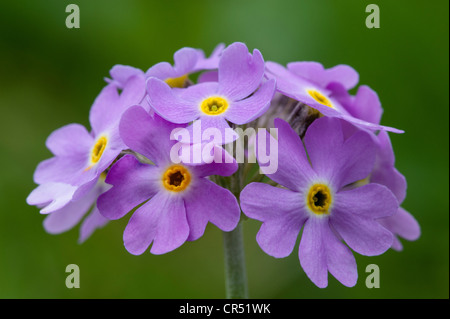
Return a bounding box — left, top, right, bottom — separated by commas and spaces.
200, 96, 229, 115
307, 184, 332, 215
162, 165, 191, 192
85, 136, 108, 171
165, 74, 188, 88
307, 89, 334, 108
91, 136, 107, 164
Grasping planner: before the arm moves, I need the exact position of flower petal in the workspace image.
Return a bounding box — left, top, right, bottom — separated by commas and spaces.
42, 183, 99, 234
97, 154, 161, 220
184, 178, 240, 241
371, 164, 407, 204
145, 62, 176, 80
323, 223, 358, 287
177, 81, 219, 103
147, 77, 200, 123
298, 218, 329, 288
123, 191, 189, 255
331, 184, 397, 256
107, 64, 145, 88
378, 207, 420, 250
173, 47, 200, 75
33, 155, 89, 185
288, 61, 359, 90
331, 212, 393, 256
89, 84, 119, 135
333, 129, 377, 188
304, 117, 377, 188
90, 74, 146, 136
343, 85, 383, 125
335, 183, 398, 219
78, 206, 109, 243
27, 182, 78, 214
45, 124, 93, 157
298, 216, 358, 288
198, 70, 219, 83
338, 113, 404, 133
118, 75, 146, 109
119, 106, 182, 165
225, 79, 276, 125
303, 116, 344, 180
258, 119, 314, 191
218, 42, 265, 101
371, 131, 407, 203
240, 183, 307, 258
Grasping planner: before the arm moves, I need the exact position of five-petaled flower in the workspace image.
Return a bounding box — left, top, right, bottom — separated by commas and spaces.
27, 73, 146, 241
147, 42, 276, 144
240, 117, 399, 287
97, 106, 241, 255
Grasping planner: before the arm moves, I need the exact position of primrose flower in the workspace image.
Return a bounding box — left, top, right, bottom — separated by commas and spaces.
240, 117, 398, 288
33, 75, 146, 187
27, 74, 146, 240
265, 61, 403, 134
147, 42, 276, 144
97, 106, 240, 255
145, 43, 225, 88
371, 131, 420, 251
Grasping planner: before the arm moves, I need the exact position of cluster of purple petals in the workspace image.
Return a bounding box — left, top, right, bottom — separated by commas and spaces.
27, 42, 419, 288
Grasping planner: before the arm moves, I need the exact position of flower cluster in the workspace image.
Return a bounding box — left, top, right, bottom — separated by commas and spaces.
27, 42, 420, 288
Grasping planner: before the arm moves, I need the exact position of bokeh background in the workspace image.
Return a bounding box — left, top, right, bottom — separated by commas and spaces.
0, 0, 448, 299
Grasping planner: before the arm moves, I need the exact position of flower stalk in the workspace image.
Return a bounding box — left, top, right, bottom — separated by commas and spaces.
222, 158, 248, 299
223, 220, 248, 299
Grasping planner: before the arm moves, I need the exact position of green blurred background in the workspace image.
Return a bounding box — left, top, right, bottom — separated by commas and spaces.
0, 0, 448, 299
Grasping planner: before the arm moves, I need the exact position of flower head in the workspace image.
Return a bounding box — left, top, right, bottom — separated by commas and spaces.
97, 106, 241, 255
240, 117, 398, 287
147, 42, 276, 144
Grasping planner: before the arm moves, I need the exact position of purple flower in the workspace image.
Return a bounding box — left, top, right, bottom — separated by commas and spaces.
371, 131, 420, 251
33, 76, 146, 187
265, 61, 403, 133
97, 106, 241, 255
27, 74, 146, 241
145, 43, 225, 88
240, 117, 398, 288
146, 42, 276, 144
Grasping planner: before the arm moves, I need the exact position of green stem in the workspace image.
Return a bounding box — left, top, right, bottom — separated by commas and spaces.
222, 160, 248, 299
223, 221, 248, 299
